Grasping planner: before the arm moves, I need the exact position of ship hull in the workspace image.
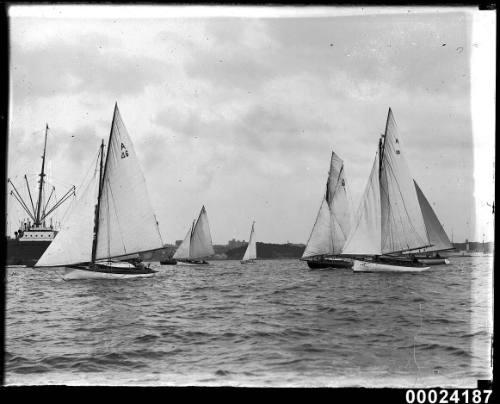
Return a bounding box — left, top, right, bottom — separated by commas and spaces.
6, 239, 52, 266
63, 262, 157, 280
352, 259, 430, 273
241, 259, 256, 264
176, 259, 209, 266
306, 257, 353, 269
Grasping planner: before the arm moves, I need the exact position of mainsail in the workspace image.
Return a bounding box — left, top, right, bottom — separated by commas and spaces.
342, 108, 431, 257
173, 206, 214, 260
414, 180, 453, 252
302, 151, 352, 259
95, 104, 163, 260
379, 108, 429, 254
242, 221, 257, 261
189, 206, 215, 259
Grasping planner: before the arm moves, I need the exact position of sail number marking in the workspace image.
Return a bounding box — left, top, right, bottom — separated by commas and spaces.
405, 390, 492, 404
120, 143, 129, 159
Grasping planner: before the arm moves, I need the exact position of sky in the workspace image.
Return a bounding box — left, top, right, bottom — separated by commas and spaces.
6, 6, 495, 245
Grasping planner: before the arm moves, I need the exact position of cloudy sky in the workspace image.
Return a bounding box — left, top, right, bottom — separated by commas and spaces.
7, 6, 495, 245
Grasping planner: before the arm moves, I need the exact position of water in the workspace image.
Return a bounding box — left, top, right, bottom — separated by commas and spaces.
5, 257, 493, 387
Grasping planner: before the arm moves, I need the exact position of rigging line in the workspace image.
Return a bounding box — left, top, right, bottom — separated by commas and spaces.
381, 165, 412, 252
382, 150, 427, 247
9, 191, 36, 222
330, 208, 349, 242
382, 148, 418, 234
8, 180, 36, 221
304, 192, 329, 251
24, 175, 37, 217
42, 186, 56, 218
41, 186, 76, 220
342, 153, 380, 253
107, 178, 128, 257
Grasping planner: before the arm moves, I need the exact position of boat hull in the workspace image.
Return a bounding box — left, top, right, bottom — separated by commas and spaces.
306, 257, 353, 269
352, 259, 430, 273
176, 259, 209, 266
416, 257, 450, 265
63, 262, 157, 280
241, 259, 256, 264
160, 258, 178, 265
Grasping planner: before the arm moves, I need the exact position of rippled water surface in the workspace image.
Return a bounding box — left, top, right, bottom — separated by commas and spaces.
5, 257, 493, 386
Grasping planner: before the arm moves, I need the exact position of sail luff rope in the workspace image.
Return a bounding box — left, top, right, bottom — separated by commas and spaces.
381, 146, 429, 251
340, 152, 379, 256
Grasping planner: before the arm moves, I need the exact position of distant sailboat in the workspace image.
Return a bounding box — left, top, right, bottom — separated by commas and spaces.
35, 103, 164, 279
162, 206, 214, 265
399, 180, 453, 265
241, 221, 257, 264
341, 108, 432, 272
301, 151, 353, 269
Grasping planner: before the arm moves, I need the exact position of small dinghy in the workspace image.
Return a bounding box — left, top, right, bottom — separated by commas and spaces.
241, 221, 257, 264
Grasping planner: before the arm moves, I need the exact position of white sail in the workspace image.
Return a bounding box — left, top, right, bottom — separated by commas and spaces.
242, 222, 257, 261
379, 108, 429, 254
189, 206, 214, 259
302, 198, 333, 258
302, 151, 352, 258
327, 151, 352, 253
35, 160, 100, 267
341, 153, 382, 256
172, 223, 193, 259
95, 104, 163, 260
414, 180, 453, 252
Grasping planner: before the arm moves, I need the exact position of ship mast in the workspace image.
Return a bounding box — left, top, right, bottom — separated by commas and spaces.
91, 139, 106, 263
8, 124, 75, 233
91, 103, 118, 263
35, 124, 49, 226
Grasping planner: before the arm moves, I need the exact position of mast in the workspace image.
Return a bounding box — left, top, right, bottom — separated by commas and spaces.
35, 124, 49, 225
91, 139, 105, 263
91, 103, 118, 263
379, 107, 391, 177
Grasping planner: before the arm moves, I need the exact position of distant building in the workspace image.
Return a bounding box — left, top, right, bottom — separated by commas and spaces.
228, 238, 246, 249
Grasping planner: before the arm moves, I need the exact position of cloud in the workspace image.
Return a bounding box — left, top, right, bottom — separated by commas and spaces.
10, 33, 169, 103
7, 11, 485, 243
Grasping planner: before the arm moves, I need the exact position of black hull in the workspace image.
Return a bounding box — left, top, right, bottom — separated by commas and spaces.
69, 264, 157, 275
160, 258, 178, 265
178, 259, 209, 265
306, 258, 353, 269
6, 239, 52, 266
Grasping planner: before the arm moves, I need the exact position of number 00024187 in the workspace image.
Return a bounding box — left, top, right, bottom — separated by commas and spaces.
405, 389, 493, 404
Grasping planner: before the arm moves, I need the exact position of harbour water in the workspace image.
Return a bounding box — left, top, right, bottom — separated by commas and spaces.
5, 257, 493, 387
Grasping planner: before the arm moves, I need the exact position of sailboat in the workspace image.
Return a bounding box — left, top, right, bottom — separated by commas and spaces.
397, 180, 453, 265
301, 151, 353, 269
241, 221, 257, 264
341, 108, 432, 272
35, 103, 164, 279
161, 206, 214, 265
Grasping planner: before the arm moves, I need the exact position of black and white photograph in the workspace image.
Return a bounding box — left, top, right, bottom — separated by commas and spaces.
3, 4, 495, 388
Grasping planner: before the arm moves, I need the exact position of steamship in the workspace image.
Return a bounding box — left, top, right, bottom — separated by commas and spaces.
6, 124, 75, 266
